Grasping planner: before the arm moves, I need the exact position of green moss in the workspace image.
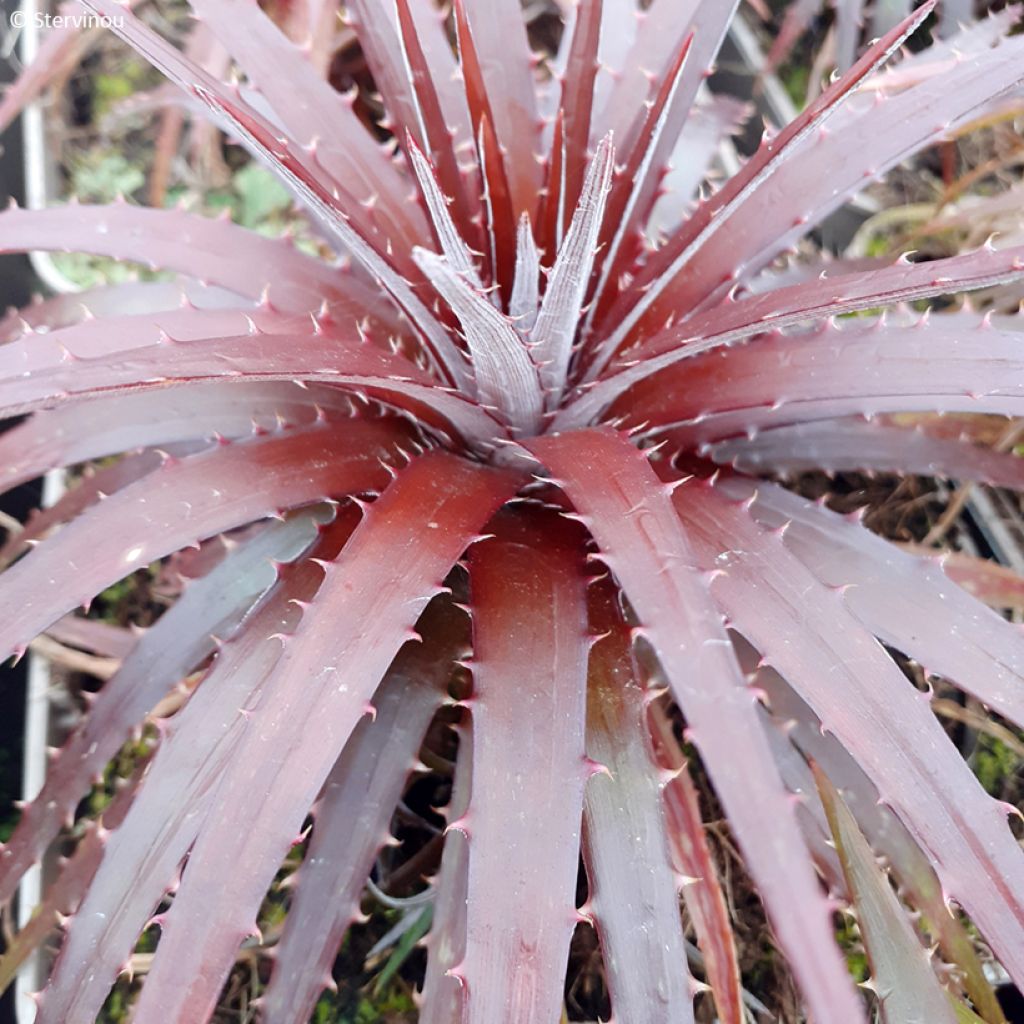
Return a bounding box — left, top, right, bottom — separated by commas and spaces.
233, 164, 292, 230
780, 62, 810, 109
99, 981, 131, 1023
91, 65, 154, 119
835, 915, 870, 984
68, 149, 146, 204
89, 562, 161, 625
864, 234, 892, 259
973, 733, 1018, 796
309, 984, 416, 1024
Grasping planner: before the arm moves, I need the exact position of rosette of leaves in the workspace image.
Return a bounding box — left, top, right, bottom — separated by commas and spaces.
1, 2, 1024, 1023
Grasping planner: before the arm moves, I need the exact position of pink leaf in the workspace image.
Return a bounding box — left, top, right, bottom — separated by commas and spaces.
649, 704, 745, 1024
0, 382, 352, 498
727, 477, 1024, 732
458, 509, 589, 1023
91, 0, 426, 253
455, 0, 541, 220
759, 668, 1009, 1024
420, 719, 472, 1024
37, 512, 363, 1024
524, 428, 865, 1024
1, 449, 167, 565
0, 419, 407, 667
0, 510, 326, 906
395, 0, 481, 250
0, 758, 146, 997
0, 280, 254, 342
584, 579, 696, 1024
558, 0, 604, 219
584, 32, 694, 334
187, 85, 472, 390
631, 319, 1024, 443
675, 477, 1024, 991
0, 320, 499, 445
261, 597, 459, 1024
642, 25, 1024, 319
0, 204, 347, 315
123, 453, 520, 1024
707, 417, 1024, 486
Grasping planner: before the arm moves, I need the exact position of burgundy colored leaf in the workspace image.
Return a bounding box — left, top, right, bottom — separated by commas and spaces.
583, 32, 694, 336
583, 579, 696, 1024
726, 477, 1024, 732
0, 419, 407, 668
122, 453, 520, 1023
597, 0, 738, 164
708, 417, 1024, 486
525, 428, 865, 1024
0, 510, 327, 906
539, 112, 567, 263
395, 0, 481, 251
261, 597, 459, 1024
645, 26, 1024, 319
649, 703, 745, 1024
419, 721, 472, 1024
458, 509, 589, 1024
454, 0, 541, 220
185, 85, 472, 389
562, 247, 1024, 428
392, 0, 472, 149
0, 759, 146, 997
0, 382, 352, 499
36, 513, 362, 1024
96, 0, 426, 253
627, 317, 1024, 443
344, 0, 430, 151
1, 449, 166, 565
760, 668, 1008, 1024
558, 0, 603, 216
0, 319, 498, 445
674, 477, 1024, 990
0, 204, 346, 315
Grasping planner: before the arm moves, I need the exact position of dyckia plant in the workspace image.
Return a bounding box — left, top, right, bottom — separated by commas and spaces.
3, 0, 1024, 1021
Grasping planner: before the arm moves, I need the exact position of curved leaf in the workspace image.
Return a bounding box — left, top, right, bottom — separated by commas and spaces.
674, 477, 1024, 992
816, 770, 958, 1024
583, 579, 696, 1024
0, 510, 327, 905
261, 597, 459, 1024
123, 453, 520, 1024
454, 509, 589, 1024
524, 428, 865, 1024
0, 419, 407, 667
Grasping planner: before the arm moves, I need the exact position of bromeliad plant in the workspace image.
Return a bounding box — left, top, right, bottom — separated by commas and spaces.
3, 0, 1024, 1021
